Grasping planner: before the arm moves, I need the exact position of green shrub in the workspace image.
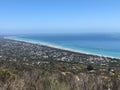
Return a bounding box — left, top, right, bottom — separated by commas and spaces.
0, 68, 16, 83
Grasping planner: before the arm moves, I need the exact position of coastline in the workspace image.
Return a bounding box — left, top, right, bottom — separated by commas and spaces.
4, 36, 120, 59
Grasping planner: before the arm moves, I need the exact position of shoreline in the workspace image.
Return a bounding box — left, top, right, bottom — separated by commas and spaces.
4, 36, 120, 59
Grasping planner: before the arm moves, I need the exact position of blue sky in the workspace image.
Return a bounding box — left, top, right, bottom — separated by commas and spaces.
0, 0, 120, 34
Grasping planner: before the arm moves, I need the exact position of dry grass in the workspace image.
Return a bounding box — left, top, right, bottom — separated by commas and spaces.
0, 61, 120, 90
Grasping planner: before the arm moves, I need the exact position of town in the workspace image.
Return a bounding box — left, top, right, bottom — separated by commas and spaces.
0, 37, 120, 67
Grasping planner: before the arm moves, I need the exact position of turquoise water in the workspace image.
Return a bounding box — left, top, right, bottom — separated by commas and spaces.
6, 33, 120, 58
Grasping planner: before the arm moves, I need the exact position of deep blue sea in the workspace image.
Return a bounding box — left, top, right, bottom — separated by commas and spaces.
7, 33, 120, 58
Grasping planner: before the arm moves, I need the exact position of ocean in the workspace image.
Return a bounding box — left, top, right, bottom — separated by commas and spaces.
6, 33, 120, 58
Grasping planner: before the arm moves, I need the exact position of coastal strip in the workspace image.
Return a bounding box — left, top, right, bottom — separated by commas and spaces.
1, 36, 120, 67
4, 36, 120, 59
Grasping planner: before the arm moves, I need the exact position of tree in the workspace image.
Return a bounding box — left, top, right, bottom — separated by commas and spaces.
87, 64, 93, 71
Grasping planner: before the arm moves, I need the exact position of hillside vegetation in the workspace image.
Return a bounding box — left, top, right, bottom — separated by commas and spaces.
0, 60, 120, 90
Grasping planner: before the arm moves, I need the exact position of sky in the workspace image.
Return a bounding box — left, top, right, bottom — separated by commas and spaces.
0, 0, 120, 34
